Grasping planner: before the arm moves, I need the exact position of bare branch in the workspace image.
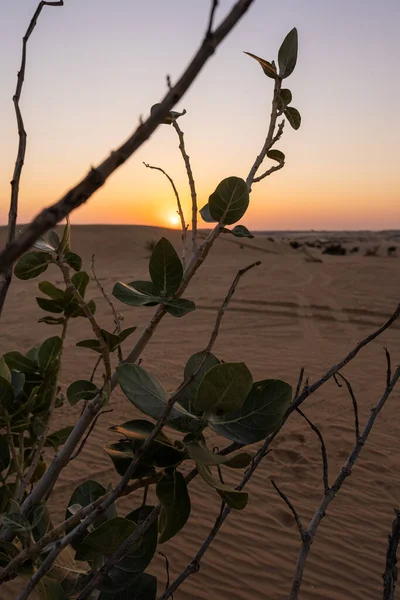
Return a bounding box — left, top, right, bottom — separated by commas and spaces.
383, 509, 400, 600
335, 372, 360, 442
385, 347, 392, 388
69, 409, 113, 462
171, 118, 198, 254
159, 551, 172, 595
0, 0, 256, 273
270, 478, 305, 538
144, 162, 187, 267
296, 408, 329, 493
294, 367, 305, 399
206, 0, 219, 37
0, 0, 64, 316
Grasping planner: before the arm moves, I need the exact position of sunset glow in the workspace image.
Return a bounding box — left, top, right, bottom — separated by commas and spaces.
0, 0, 399, 230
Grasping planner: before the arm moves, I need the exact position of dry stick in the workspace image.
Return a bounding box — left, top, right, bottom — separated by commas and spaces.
91, 254, 123, 360
206, 0, 219, 37
160, 306, 400, 599
334, 372, 361, 442
143, 162, 187, 267
296, 408, 329, 493
0, 0, 255, 273
382, 509, 400, 600
246, 77, 282, 190
0, 0, 64, 316
171, 118, 198, 254
252, 120, 285, 184
0, 473, 160, 584
18, 261, 261, 600
69, 409, 113, 462
270, 479, 305, 539
289, 362, 400, 600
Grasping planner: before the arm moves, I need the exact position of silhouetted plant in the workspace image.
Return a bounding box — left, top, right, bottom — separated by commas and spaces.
322, 243, 347, 256
350, 246, 359, 253
364, 245, 380, 257
387, 246, 397, 257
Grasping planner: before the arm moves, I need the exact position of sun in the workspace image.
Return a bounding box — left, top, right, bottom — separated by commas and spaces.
168, 214, 180, 227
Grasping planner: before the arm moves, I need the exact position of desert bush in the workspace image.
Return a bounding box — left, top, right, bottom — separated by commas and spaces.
289, 240, 302, 250
350, 246, 359, 253
387, 246, 397, 257
0, 4, 399, 600
364, 245, 380, 257
322, 243, 347, 256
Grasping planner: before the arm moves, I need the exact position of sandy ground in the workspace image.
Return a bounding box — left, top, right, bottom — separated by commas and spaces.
1, 225, 399, 600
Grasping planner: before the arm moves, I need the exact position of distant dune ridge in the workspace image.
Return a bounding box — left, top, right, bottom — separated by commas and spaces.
1, 225, 399, 600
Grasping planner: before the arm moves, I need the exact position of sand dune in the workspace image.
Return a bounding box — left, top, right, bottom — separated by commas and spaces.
1, 225, 399, 599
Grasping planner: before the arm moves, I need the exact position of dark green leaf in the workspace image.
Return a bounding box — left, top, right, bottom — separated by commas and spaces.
116, 364, 202, 433
67, 298, 96, 319
38, 336, 62, 375
101, 329, 121, 352
11, 371, 25, 397
118, 327, 137, 344
222, 225, 254, 239
244, 51, 278, 79
38, 316, 66, 325
211, 379, 292, 444
58, 216, 71, 255
36, 297, 66, 314
48, 230, 60, 250
199, 203, 217, 223
76, 339, 102, 353
37, 575, 67, 600
184, 439, 251, 468
0, 377, 15, 408
267, 149, 285, 163
196, 463, 248, 510
157, 471, 191, 543
0, 435, 10, 472
45, 426, 74, 450
0, 357, 11, 383
104, 442, 155, 479
75, 517, 136, 561
178, 352, 220, 415
67, 380, 98, 406
66, 480, 116, 545
127, 281, 160, 296
14, 252, 51, 280
150, 102, 184, 125
109, 420, 171, 445
32, 238, 56, 252
38, 282, 65, 300
149, 237, 183, 296
112, 282, 161, 307
2, 512, 31, 533
164, 298, 195, 318
284, 106, 301, 130
208, 177, 249, 225
71, 270, 89, 298
279, 88, 292, 108
195, 362, 253, 414
4, 351, 37, 373
278, 27, 298, 78
99, 573, 157, 600
64, 251, 82, 271
0, 542, 19, 569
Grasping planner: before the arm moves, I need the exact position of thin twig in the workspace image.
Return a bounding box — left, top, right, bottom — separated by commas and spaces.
159, 552, 172, 595
0, 0, 64, 316
335, 372, 360, 442
270, 478, 305, 538
206, 0, 219, 37
69, 409, 113, 461
171, 118, 198, 254
385, 347, 392, 388
383, 509, 400, 600
0, 0, 255, 273
296, 408, 329, 493
294, 367, 305, 399
144, 162, 187, 268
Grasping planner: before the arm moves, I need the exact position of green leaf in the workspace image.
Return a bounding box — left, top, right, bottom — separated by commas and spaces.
58, 216, 71, 255
199, 203, 217, 223
38, 281, 65, 300
184, 439, 251, 469
99, 573, 157, 600
14, 252, 51, 280
38, 336, 62, 375
32, 238, 56, 252
11, 371, 25, 397
3, 351, 37, 373
150, 102, 184, 125
38, 316, 66, 325
164, 298, 195, 318
0, 357, 11, 383
36, 297, 66, 314
48, 230, 60, 250
101, 329, 122, 352
0, 376, 15, 409
149, 237, 183, 296
196, 463, 248, 510
157, 471, 191, 543
222, 225, 254, 239
104, 442, 155, 480
118, 327, 137, 344
267, 149, 285, 163
208, 177, 249, 225
210, 379, 292, 445
66, 480, 116, 545
75, 517, 137, 561
37, 575, 67, 600
116, 364, 202, 433
67, 380, 98, 406
177, 352, 220, 415
284, 106, 301, 130
278, 27, 298, 78
279, 88, 292, 108
71, 270, 89, 297
66, 298, 96, 319
0, 435, 10, 472
112, 282, 161, 307
64, 251, 82, 271
244, 51, 278, 79
76, 339, 102, 353
109, 419, 171, 445
45, 426, 74, 450
0, 542, 19, 568
2, 512, 31, 533
195, 362, 253, 414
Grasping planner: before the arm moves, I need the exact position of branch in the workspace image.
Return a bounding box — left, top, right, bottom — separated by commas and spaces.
383, 509, 400, 600
144, 162, 187, 267
289, 362, 400, 600
296, 408, 329, 493
69, 409, 113, 462
252, 120, 286, 184
0, 0, 255, 273
270, 478, 305, 538
171, 118, 198, 254
206, 0, 219, 38
0, 0, 64, 316
334, 372, 360, 442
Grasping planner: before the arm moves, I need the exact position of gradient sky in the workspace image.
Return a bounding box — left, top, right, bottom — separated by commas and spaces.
0, 0, 399, 231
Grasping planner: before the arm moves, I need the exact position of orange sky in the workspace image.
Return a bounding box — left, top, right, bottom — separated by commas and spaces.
1, 0, 399, 231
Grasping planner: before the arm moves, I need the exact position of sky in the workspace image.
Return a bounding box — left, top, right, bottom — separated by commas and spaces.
0, 0, 399, 231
